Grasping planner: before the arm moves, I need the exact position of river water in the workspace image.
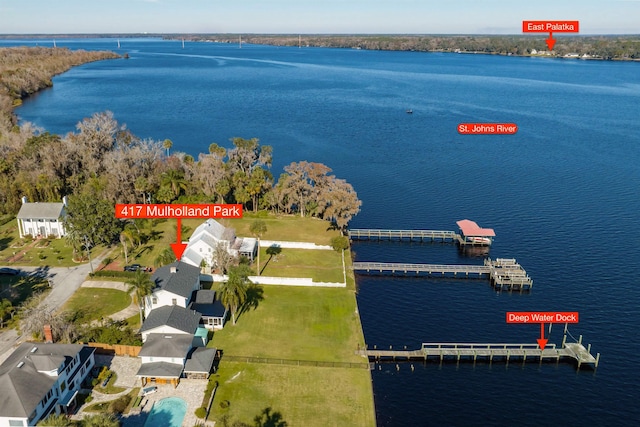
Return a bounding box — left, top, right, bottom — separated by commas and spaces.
6, 38, 640, 426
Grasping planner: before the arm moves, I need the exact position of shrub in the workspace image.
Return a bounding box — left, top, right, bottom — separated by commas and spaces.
330, 235, 349, 252
109, 394, 131, 414
219, 400, 230, 409
195, 407, 207, 419
90, 270, 139, 279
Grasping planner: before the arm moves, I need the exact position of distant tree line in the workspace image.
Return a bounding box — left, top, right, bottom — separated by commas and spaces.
0, 47, 119, 131
181, 34, 640, 60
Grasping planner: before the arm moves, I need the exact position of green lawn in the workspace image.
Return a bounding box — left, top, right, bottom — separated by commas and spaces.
209, 362, 375, 427
60, 288, 131, 323
207, 282, 375, 426
258, 248, 344, 282
210, 286, 364, 362
186, 212, 341, 245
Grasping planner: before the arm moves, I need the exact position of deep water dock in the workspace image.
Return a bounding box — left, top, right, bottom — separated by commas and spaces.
352, 258, 533, 290
359, 336, 599, 370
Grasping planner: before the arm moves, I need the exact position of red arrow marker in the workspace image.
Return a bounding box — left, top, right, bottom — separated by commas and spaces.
545, 32, 556, 51
170, 218, 188, 260
537, 323, 548, 350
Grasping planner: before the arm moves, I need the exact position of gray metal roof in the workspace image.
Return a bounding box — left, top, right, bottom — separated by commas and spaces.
151, 261, 201, 298
184, 347, 217, 374
139, 333, 193, 358
17, 203, 65, 220
135, 361, 184, 379
140, 305, 201, 335
189, 290, 226, 318
0, 343, 90, 418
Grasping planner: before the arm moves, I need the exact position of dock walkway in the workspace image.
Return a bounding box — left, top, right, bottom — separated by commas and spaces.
359, 339, 599, 369
348, 228, 494, 247
352, 258, 533, 290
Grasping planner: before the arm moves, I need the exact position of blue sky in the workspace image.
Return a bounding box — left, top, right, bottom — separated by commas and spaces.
0, 0, 638, 34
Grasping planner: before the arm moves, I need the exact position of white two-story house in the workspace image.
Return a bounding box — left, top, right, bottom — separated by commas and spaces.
144, 262, 201, 318
0, 343, 95, 427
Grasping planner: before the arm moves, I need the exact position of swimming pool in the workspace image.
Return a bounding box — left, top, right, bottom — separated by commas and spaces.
143, 396, 187, 427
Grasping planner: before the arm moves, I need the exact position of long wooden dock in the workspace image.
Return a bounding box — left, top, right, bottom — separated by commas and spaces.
348, 229, 459, 242
352, 258, 533, 290
348, 228, 495, 247
359, 339, 599, 370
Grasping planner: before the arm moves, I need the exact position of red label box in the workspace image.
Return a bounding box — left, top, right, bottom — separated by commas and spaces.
522, 21, 579, 33
115, 204, 243, 219
458, 123, 518, 135
506, 312, 579, 324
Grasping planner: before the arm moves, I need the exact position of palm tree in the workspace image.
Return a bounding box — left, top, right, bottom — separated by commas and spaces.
162, 138, 173, 157
160, 169, 188, 199
119, 227, 136, 265
38, 414, 74, 426
126, 270, 154, 325
249, 220, 267, 275
219, 265, 251, 325
154, 247, 176, 267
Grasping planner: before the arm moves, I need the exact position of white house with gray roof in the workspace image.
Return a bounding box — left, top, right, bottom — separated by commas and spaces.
144, 261, 201, 318
139, 305, 202, 343
0, 342, 95, 427
16, 197, 67, 239
181, 219, 257, 269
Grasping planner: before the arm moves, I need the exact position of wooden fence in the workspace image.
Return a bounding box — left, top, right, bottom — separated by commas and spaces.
83, 342, 141, 357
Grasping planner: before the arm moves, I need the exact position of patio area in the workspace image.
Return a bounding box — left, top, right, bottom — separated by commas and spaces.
71, 355, 212, 426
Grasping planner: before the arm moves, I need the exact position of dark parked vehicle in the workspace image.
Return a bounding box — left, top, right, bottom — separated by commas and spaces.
124, 264, 143, 272
0, 267, 20, 276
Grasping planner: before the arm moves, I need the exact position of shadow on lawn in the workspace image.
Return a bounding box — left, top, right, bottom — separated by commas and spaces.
259, 245, 282, 275
237, 284, 264, 319
219, 407, 287, 427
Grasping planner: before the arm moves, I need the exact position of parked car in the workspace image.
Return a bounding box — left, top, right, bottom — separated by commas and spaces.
0, 267, 20, 276
124, 264, 143, 272
142, 386, 157, 396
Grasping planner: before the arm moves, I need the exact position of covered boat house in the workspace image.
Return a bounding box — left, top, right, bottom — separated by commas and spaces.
456, 219, 495, 246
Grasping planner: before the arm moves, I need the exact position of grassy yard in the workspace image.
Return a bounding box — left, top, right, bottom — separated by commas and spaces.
185, 212, 342, 245
207, 269, 374, 425
60, 288, 131, 323
211, 286, 364, 362
210, 362, 375, 427
257, 247, 344, 282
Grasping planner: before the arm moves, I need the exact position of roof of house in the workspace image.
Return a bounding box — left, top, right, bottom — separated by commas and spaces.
138, 333, 193, 358
181, 246, 205, 269
191, 218, 235, 242
189, 290, 226, 318
151, 261, 201, 298
140, 305, 201, 336
456, 219, 496, 237
0, 343, 92, 418
17, 203, 65, 220
237, 237, 257, 255
135, 361, 184, 379
184, 347, 217, 374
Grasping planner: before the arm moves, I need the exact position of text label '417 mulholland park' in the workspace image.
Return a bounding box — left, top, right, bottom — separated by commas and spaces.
115, 204, 243, 219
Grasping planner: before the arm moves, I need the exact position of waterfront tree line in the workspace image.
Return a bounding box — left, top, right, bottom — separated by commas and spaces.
0, 47, 361, 250
186, 34, 640, 60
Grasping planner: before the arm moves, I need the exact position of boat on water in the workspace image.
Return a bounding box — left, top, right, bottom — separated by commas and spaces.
465, 236, 492, 245
406, 109, 413, 114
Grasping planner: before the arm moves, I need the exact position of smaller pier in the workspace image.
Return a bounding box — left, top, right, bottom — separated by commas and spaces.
352, 258, 533, 290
